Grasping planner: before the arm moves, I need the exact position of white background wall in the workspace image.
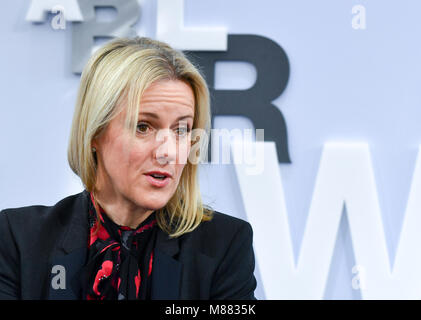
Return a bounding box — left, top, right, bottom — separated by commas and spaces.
2, 0, 421, 299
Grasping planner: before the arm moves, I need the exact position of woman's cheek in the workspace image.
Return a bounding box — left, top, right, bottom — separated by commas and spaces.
130, 139, 151, 160
177, 139, 192, 165
174, 163, 187, 187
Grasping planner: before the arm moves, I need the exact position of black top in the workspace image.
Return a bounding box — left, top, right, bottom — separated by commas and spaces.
0, 190, 257, 300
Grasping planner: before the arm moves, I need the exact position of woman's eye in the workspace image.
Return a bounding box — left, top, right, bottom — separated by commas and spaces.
136, 123, 150, 134
175, 126, 190, 137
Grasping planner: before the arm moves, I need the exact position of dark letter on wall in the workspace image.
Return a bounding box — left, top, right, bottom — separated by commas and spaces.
185, 34, 290, 163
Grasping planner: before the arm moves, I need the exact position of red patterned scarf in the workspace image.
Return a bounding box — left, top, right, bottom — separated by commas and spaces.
84, 192, 158, 300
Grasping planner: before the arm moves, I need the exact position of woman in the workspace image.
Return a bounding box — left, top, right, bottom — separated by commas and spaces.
0, 37, 256, 300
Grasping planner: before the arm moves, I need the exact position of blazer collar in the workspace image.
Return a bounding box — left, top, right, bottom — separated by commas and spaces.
59, 189, 90, 254
49, 190, 182, 300
151, 227, 182, 300
59, 190, 182, 257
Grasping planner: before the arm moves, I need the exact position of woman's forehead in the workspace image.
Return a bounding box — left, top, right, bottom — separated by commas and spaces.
115, 79, 195, 117
138, 110, 194, 121
140, 80, 195, 108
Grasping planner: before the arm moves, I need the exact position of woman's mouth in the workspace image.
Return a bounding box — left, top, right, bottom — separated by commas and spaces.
144, 171, 172, 188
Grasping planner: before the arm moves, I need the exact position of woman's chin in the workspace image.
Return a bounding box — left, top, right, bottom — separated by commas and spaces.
134, 184, 175, 206
134, 196, 170, 211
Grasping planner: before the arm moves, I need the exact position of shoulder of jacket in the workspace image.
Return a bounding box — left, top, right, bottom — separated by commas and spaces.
177, 210, 253, 262
0, 190, 88, 229
206, 210, 251, 228
190, 210, 253, 242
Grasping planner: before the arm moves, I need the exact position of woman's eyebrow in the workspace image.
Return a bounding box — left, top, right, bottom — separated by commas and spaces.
139, 112, 193, 121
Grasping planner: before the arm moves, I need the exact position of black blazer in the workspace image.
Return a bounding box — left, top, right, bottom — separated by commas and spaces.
0, 190, 256, 300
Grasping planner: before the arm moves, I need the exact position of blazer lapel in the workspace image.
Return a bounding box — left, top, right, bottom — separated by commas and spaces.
151, 229, 182, 300
47, 190, 90, 300
48, 248, 88, 299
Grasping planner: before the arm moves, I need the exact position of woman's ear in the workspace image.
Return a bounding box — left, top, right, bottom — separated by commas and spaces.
91, 138, 99, 166
92, 136, 101, 156
91, 139, 98, 151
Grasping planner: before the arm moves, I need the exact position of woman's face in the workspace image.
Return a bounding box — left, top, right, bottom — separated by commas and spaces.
92, 79, 195, 212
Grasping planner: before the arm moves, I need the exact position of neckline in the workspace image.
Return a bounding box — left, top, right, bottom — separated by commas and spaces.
89, 191, 157, 232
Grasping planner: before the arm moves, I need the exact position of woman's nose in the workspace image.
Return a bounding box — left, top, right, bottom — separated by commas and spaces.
155, 129, 177, 165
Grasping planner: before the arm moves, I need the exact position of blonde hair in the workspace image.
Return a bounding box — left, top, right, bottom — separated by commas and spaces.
68, 37, 213, 237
